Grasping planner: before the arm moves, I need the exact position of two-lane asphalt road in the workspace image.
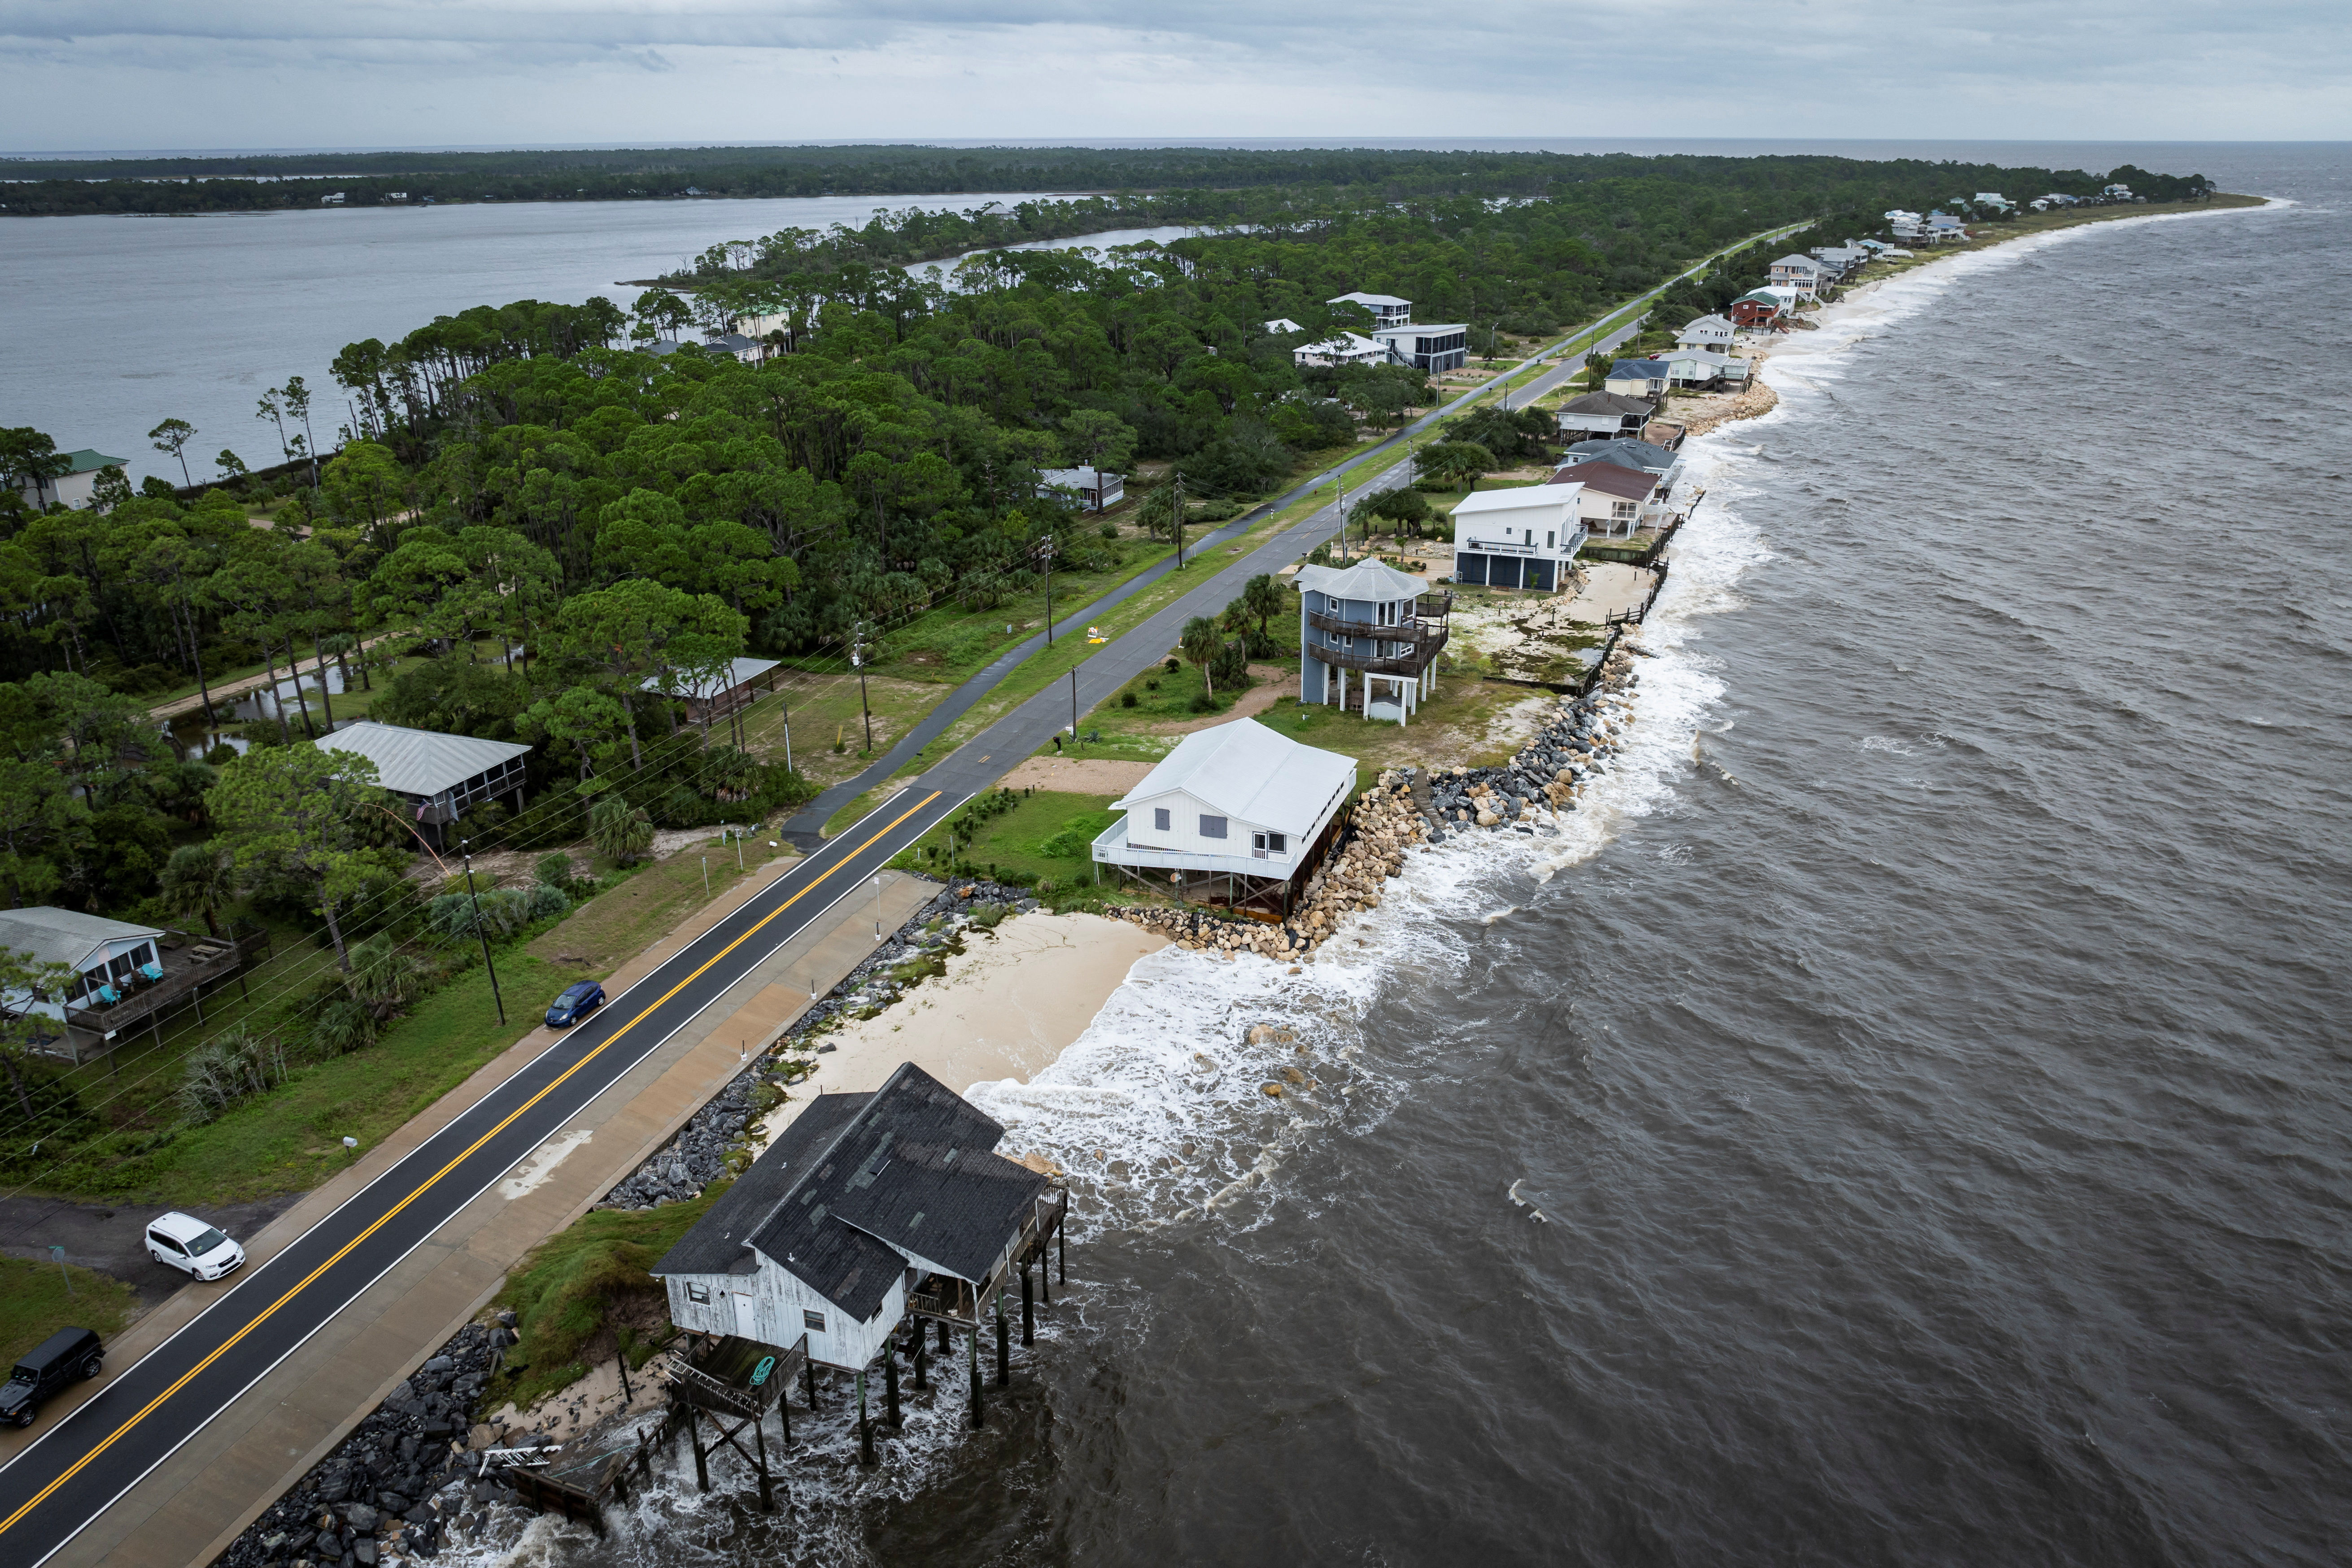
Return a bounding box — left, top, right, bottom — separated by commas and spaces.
0, 788, 956, 1565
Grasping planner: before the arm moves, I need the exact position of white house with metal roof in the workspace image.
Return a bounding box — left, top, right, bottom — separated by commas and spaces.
0, 908, 165, 1026
1036, 467, 1125, 511
1675, 314, 1737, 351
313, 721, 532, 847
1091, 718, 1356, 913
1293, 331, 1391, 369
1451, 486, 1586, 591
1326, 291, 1413, 327
10, 448, 131, 511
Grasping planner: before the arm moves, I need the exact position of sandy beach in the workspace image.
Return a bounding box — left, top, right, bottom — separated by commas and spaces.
759, 910, 1169, 1147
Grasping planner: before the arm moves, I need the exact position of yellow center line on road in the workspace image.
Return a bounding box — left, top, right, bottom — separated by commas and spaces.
0, 791, 941, 1541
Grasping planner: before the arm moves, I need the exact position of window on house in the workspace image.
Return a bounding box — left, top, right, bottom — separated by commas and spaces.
804, 1309, 826, 1332
1154, 808, 1171, 832
1546, 531, 1556, 547
686, 1282, 710, 1303
1199, 816, 1228, 840
1252, 831, 1287, 856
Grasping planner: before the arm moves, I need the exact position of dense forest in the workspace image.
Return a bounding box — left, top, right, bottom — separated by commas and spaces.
0, 142, 2210, 218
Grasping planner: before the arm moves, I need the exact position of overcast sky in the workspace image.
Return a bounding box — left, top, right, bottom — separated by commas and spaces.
1, 0, 2346, 151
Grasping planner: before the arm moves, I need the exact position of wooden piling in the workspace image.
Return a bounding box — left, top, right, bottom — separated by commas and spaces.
914, 1323, 928, 1389
1022, 1266, 1034, 1346
688, 1405, 708, 1493
754, 1413, 774, 1510
995, 1288, 1009, 1387
969, 1323, 984, 1429
857, 1368, 874, 1466
885, 1348, 901, 1428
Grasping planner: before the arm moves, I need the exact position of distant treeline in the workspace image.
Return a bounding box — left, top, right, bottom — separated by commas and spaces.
0, 145, 2213, 218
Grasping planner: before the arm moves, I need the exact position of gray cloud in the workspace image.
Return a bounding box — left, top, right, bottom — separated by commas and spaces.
0, 0, 2345, 145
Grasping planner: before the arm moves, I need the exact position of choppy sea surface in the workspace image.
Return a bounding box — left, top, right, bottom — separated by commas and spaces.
399, 148, 2352, 1566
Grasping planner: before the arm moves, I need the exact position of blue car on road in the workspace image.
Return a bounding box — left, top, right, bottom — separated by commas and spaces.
545, 981, 606, 1028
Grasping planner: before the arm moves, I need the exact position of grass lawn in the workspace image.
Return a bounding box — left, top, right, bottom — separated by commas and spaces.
527, 839, 793, 976
20, 836, 786, 1207
0, 1256, 141, 1371
488, 1191, 717, 1411
37, 954, 562, 1206
886, 788, 1120, 892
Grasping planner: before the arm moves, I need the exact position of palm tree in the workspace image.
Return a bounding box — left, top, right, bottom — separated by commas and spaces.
588, 794, 655, 866
1179, 616, 1222, 697
160, 843, 239, 938
1242, 573, 1286, 645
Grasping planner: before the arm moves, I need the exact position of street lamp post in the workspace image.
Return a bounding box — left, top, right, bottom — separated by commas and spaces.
461, 838, 506, 1026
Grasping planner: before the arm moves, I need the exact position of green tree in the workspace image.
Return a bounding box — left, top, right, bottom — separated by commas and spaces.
206, 747, 393, 972
320, 439, 406, 543
148, 418, 198, 487
1417, 441, 1497, 489
1179, 614, 1222, 697
160, 842, 240, 939
521, 686, 632, 780
215, 449, 249, 482
1241, 572, 1287, 643
587, 794, 654, 865
0, 428, 70, 511
553, 581, 746, 771
0, 945, 83, 1118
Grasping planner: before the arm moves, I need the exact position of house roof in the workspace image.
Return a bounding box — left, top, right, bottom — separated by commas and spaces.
1771, 254, 1823, 271
746, 1064, 1046, 1318
1607, 358, 1672, 379
313, 722, 532, 798
0, 908, 164, 971
1039, 467, 1121, 489
651, 1091, 871, 1278
1557, 391, 1655, 418
1295, 558, 1424, 603
1549, 462, 1653, 502
1451, 485, 1579, 520
1263, 317, 1304, 334
1327, 291, 1410, 308
1559, 437, 1680, 473
640, 656, 780, 700
1296, 332, 1388, 360
1663, 349, 1741, 368
58, 449, 131, 476
1679, 314, 1734, 334
1113, 718, 1357, 840
1369, 323, 1466, 341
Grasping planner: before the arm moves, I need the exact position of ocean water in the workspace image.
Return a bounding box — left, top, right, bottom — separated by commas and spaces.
406, 153, 2352, 1566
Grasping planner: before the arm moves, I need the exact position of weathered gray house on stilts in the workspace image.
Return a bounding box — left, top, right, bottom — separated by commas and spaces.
650, 1063, 1068, 1478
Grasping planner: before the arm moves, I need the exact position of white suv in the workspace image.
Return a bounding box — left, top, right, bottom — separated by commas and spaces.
145, 1212, 245, 1281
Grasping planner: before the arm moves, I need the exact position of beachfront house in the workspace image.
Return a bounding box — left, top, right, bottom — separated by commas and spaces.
1925, 213, 1968, 243
1974, 192, 2013, 212
1676, 314, 1737, 351
1604, 358, 1673, 399
1327, 291, 1413, 328
1544, 461, 1665, 538
1556, 437, 1687, 502
10, 448, 131, 511
1091, 717, 1357, 912
1368, 322, 1469, 372
313, 722, 532, 850
1294, 332, 1391, 368
1659, 349, 1752, 391
1768, 255, 1825, 297
641, 656, 781, 730
1296, 559, 1453, 724
1451, 486, 1585, 592
1037, 467, 1126, 511
1555, 391, 1657, 441
650, 1063, 1062, 1373
1729, 289, 1789, 329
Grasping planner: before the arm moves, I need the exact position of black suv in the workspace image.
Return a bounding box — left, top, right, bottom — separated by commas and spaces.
0, 1327, 105, 1428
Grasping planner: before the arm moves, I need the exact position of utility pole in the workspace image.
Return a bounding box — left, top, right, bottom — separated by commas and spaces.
1036, 536, 1057, 645
852, 620, 873, 754
1069, 668, 1079, 742
1172, 472, 1185, 569
461, 839, 506, 1026
779, 691, 793, 775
